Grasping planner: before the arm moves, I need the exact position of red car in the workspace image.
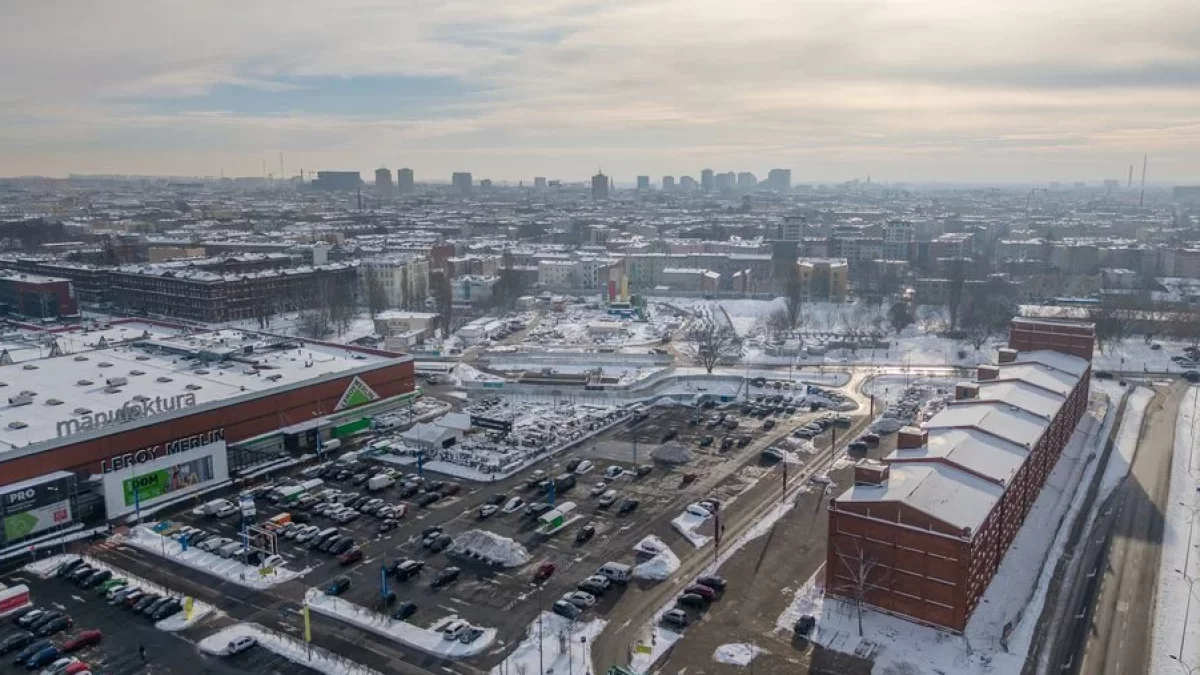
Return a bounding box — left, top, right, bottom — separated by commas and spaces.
64, 663, 91, 675
683, 584, 717, 601
62, 629, 103, 652
533, 561, 556, 582
338, 548, 364, 566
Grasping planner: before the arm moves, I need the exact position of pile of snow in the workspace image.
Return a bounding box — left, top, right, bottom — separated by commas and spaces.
24, 553, 216, 632
634, 536, 681, 581
447, 529, 530, 568
491, 612, 606, 675
651, 396, 681, 408
671, 510, 711, 549
199, 623, 383, 675
871, 417, 905, 434
652, 441, 695, 464
123, 524, 306, 589
713, 643, 764, 666
305, 589, 495, 658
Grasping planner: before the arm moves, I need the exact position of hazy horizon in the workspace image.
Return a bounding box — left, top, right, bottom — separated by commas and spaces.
2, 0, 1198, 182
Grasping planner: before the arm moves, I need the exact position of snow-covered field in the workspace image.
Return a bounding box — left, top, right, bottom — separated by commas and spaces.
304, 588, 495, 658
492, 612, 606, 675
198, 623, 382, 675
1150, 386, 1200, 674
519, 302, 672, 348
24, 553, 216, 632
122, 524, 307, 589
713, 643, 765, 666
781, 393, 1115, 674
633, 536, 681, 581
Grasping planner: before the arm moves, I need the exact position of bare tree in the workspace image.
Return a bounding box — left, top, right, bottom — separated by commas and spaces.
430, 270, 455, 335
297, 308, 331, 339
783, 269, 805, 332
682, 319, 742, 373
365, 270, 389, 319
887, 301, 914, 335
1088, 304, 1130, 354
833, 540, 889, 636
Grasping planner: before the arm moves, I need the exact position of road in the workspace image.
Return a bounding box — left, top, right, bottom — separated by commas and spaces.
1069, 382, 1185, 675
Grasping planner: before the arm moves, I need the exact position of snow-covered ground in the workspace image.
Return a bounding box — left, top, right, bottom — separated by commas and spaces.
446, 530, 530, 567
492, 612, 606, 675
670, 511, 711, 549
122, 524, 307, 589
1095, 382, 1154, 503
633, 536, 681, 581
198, 623, 382, 675
304, 588, 496, 658
23, 553, 216, 632
629, 622, 685, 674
713, 643, 765, 666
1150, 386, 1200, 674
781, 393, 1115, 674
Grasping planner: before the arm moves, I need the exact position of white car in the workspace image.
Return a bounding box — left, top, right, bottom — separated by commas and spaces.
590, 482, 608, 496
686, 503, 713, 518
214, 504, 239, 518
502, 497, 525, 513
604, 465, 624, 479
574, 460, 594, 475
225, 635, 257, 655
479, 504, 500, 518
259, 554, 284, 569
294, 525, 321, 543
561, 590, 596, 608
40, 657, 79, 675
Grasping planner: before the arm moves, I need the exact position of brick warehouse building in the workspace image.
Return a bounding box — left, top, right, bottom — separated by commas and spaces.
825, 318, 1095, 632
0, 321, 414, 545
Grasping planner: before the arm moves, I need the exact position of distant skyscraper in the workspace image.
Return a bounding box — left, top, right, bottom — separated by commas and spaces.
680, 175, 698, 191
451, 172, 473, 195
737, 172, 757, 190
397, 168, 414, 194
591, 171, 609, 200
662, 176, 676, 191
715, 171, 735, 192
534, 176, 547, 189
375, 167, 393, 194
767, 168, 791, 192
700, 169, 714, 192
313, 171, 361, 191
480, 178, 493, 190
636, 175, 650, 190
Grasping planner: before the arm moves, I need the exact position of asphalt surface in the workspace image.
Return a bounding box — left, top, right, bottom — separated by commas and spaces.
1075, 382, 1185, 675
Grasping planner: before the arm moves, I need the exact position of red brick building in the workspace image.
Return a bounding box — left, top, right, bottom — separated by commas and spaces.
825, 319, 1095, 632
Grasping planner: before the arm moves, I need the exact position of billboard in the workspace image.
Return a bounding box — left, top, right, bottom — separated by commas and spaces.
0, 473, 74, 545
121, 455, 215, 507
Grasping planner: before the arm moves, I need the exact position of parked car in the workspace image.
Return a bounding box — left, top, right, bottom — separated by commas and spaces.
152, 599, 183, 621
80, 570, 112, 589
589, 482, 608, 497
27, 612, 63, 633
598, 490, 618, 508
0, 632, 35, 655
677, 593, 708, 608
695, 574, 727, 590
684, 584, 717, 601
660, 609, 689, 628
35, 617, 73, 637
12, 639, 51, 666
142, 597, 172, 618
848, 440, 868, 452
575, 524, 596, 543
502, 497, 525, 513
533, 561, 556, 582
392, 602, 418, 621
552, 600, 582, 620
23, 644, 60, 670
431, 567, 461, 588
225, 635, 257, 655
617, 499, 640, 515
60, 631, 102, 653
16, 610, 46, 628
428, 535, 453, 552
635, 465, 653, 478
478, 504, 500, 519
562, 591, 596, 608
394, 560, 425, 581
331, 538, 357, 556
55, 559, 85, 578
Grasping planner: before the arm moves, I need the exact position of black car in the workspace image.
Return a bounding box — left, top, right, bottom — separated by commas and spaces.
16, 611, 46, 629
0, 632, 34, 655
397, 484, 420, 499
379, 519, 399, 533
8, 607, 38, 625
34, 617, 71, 637
67, 566, 95, 582
143, 597, 173, 617
55, 559, 85, 578
292, 512, 313, 524
525, 503, 553, 519
762, 419, 775, 431
424, 480, 446, 493
695, 574, 727, 590
132, 594, 161, 613
26, 612, 62, 633
575, 524, 596, 543
392, 602, 418, 621
487, 493, 508, 506
331, 538, 356, 555
635, 465, 653, 478
848, 441, 868, 452
565, 458, 582, 472
12, 639, 50, 665
325, 577, 351, 596
416, 493, 441, 508
661, 428, 678, 442
319, 536, 344, 552
428, 534, 453, 552
617, 499, 640, 515
81, 569, 112, 588
152, 599, 183, 621
395, 560, 426, 581
431, 567, 461, 588
1184, 370, 1200, 383
677, 593, 707, 608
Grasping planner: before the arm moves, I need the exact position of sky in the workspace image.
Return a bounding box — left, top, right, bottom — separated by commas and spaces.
2, 0, 1198, 183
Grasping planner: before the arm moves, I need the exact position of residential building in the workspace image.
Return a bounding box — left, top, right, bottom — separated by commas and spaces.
534, 177, 547, 190
312, 171, 361, 191
662, 176, 676, 191
538, 260, 580, 289
637, 176, 651, 190
451, 172, 473, 195
715, 172, 735, 192
592, 172, 609, 200
737, 172, 757, 190
825, 320, 1094, 632
375, 168, 393, 194
701, 169, 714, 192
359, 255, 430, 309
451, 275, 497, 306
397, 168, 414, 194
767, 168, 792, 192
797, 258, 849, 301
661, 268, 720, 292
883, 221, 914, 261
680, 175, 698, 191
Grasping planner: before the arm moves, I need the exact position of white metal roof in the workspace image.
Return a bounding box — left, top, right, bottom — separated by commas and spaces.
925, 401, 1048, 448
890, 428, 1029, 486
839, 463, 1003, 533
974, 380, 1066, 418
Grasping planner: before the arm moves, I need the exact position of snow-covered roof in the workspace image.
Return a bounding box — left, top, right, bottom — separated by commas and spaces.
925, 402, 1049, 448
890, 428, 1029, 486
839, 463, 1003, 533
974, 380, 1066, 418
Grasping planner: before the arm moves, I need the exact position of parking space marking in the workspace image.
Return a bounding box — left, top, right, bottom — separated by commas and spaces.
71, 594, 87, 603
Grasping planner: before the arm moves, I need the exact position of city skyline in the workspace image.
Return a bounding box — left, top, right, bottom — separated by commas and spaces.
2, 0, 1199, 181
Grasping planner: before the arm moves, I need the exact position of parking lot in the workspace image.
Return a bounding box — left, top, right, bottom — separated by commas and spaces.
72, 378, 870, 672
0, 558, 319, 675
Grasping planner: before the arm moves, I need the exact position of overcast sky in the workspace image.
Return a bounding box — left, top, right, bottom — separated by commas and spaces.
2, 0, 1198, 183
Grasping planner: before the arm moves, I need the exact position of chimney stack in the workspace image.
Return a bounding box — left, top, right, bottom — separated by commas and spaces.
854, 459, 890, 486
955, 382, 980, 400
898, 426, 928, 449
998, 348, 1018, 364
977, 365, 1000, 381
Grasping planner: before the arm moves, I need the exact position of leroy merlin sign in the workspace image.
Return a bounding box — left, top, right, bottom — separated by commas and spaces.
335, 376, 380, 411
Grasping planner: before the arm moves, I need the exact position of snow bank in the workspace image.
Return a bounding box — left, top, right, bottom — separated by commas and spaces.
629, 623, 685, 674
23, 553, 216, 632
713, 643, 764, 666
447, 529, 530, 568
198, 623, 382, 675
671, 511, 711, 549
123, 524, 306, 589
1096, 384, 1153, 502
1150, 386, 1200, 674
491, 612, 606, 675
304, 588, 495, 659
652, 441, 695, 464
634, 537, 680, 581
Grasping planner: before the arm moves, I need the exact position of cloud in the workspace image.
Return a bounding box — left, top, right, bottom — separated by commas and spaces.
1, 0, 1198, 179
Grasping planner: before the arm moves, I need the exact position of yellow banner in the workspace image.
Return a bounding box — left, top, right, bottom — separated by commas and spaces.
302, 605, 311, 643
184, 597, 194, 620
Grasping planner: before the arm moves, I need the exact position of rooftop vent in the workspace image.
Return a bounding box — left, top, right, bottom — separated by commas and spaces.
135, 355, 150, 361
185, 384, 202, 391
106, 377, 128, 387
103, 386, 122, 394
195, 369, 210, 375
265, 374, 283, 382
45, 398, 63, 406
7, 421, 27, 430
19, 390, 35, 397
22, 364, 37, 370
132, 395, 149, 402
8, 393, 32, 407
74, 407, 91, 415
74, 356, 88, 362
77, 379, 93, 386
156, 376, 173, 383
98, 362, 113, 368
130, 370, 145, 376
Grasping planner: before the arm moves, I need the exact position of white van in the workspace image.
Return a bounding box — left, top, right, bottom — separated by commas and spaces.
368, 474, 395, 492
218, 541, 243, 558
441, 620, 468, 641
596, 562, 632, 583
197, 498, 233, 517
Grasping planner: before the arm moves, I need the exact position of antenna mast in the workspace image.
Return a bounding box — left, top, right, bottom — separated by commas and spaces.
1139, 154, 1147, 207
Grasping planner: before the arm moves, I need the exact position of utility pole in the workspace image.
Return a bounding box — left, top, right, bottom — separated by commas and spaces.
1139, 154, 1148, 207
828, 425, 837, 476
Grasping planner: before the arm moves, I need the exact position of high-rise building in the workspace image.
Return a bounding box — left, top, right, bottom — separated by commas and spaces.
451, 172, 473, 195
636, 175, 651, 190
715, 172, 735, 192
480, 179, 493, 190
534, 177, 547, 190
767, 168, 792, 192
397, 168, 414, 194
662, 176, 676, 191
737, 172, 757, 190
375, 167, 394, 194
680, 175, 698, 191
312, 171, 362, 191
700, 169, 714, 192
591, 171, 609, 200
